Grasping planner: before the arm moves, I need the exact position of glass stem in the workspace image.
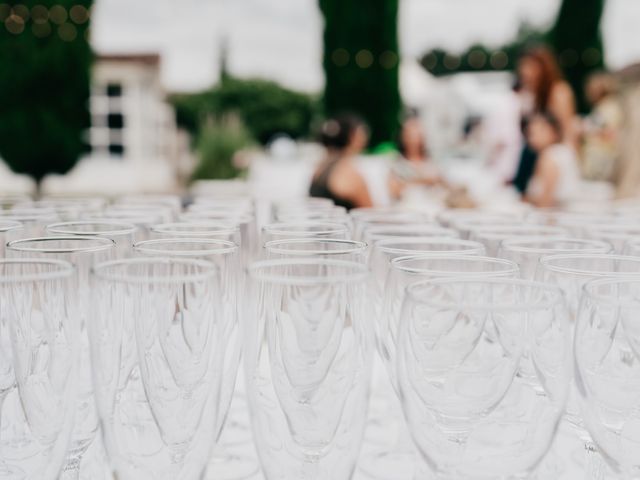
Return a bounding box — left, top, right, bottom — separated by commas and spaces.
584, 441, 605, 480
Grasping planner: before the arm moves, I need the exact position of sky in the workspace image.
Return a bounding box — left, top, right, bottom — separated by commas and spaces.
91, 0, 640, 93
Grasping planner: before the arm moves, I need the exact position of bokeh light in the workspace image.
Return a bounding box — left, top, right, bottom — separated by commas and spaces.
0, 3, 11, 21
560, 48, 579, 67
58, 22, 77, 41
12, 4, 29, 22
331, 48, 349, 67
490, 51, 509, 69
468, 49, 487, 69
49, 5, 68, 25
582, 47, 601, 66
69, 5, 89, 24
355, 49, 373, 69
32, 21, 52, 38
379, 50, 398, 69
443, 54, 461, 70
5, 14, 25, 34
31, 5, 48, 24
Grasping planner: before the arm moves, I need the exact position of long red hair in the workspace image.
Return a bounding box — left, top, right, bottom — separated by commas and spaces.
519, 47, 564, 112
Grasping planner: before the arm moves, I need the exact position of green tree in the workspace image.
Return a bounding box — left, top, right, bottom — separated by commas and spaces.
319, 0, 401, 147
172, 77, 318, 146
0, 1, 93, 186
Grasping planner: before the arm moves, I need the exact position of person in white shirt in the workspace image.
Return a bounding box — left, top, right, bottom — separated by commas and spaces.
525, 112, 581, 207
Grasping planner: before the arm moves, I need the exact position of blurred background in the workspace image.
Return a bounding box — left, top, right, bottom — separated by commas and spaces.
1, 0, 639, 207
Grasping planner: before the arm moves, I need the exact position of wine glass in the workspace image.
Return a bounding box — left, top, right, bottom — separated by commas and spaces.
498, 237, 613, 280
263, 238, 368, 263
245, 259, 373, 479
90, 257, 229, 480
132, 238, 255, 480
575, 277, 640, 479
46, 221, 137, 258
360, 255, 519, 480
150, 222, 241, 245
398, 278, 570, 479
468, 225, 569, 257
585, 224, 640, 253
5, 236, 116, 480
364, 225, 458, 244
0, 258, 78, 479
536, 253, 640, 478
261, 222, 349, 244
0, 221, 23, 258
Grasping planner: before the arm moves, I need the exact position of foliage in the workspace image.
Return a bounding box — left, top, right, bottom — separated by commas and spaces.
0, 0, 93, 184
191, 118, 254, 181
171, 77, 318, 146
419, 0, 606, 113
319, 0, 401, 147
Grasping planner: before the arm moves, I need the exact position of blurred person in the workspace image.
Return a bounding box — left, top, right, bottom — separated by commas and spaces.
525, 112, 581, 208
309, 114, 373, 210
388, 114, 442, 199
581, 72, 622, 181
512, 47, 577, 193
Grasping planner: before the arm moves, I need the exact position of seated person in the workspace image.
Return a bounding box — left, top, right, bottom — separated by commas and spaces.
525, 112, 580, 208
309, 114, 373, 210
389, 115, 442, 199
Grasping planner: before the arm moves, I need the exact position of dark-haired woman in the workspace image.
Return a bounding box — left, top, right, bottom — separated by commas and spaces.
525, 112, 580, 207
309, 115, 373, 210
389, 116, 442, 199
512, 47, 577, 193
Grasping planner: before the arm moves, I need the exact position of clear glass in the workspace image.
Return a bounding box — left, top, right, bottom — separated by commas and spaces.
150, 221, 240, 244
46, 221, 137, 258
0, 212, 59, 237
369, 238, 486, 297
498, 237, 613, 280
452, 217, 521, 239
364, 225, 458, 244
245, 259, 373, 480
398, 278, 570, 479
575, 278, 640, 478
90, 257, 229, 480
0, 221, 23, 258
624, 237, 640, 257
0, 259, 77, 479
585, 224, 640, 253
5, 236, 115, 479
436, 209, 524, 228
469, 225, 569, 257
263, 238, 368, 263
362, 255, 519, 480
179, 212, 257, 266
353, 212, 434, 240
261, 222, 349, 244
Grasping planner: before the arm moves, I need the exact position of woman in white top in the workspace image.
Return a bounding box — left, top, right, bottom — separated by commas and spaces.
525, 112, 581, 207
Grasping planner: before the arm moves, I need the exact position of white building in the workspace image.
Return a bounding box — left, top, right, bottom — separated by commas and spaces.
42, 53, 192, 196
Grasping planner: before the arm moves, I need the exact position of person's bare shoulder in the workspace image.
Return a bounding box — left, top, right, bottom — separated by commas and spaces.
330, 161, 367, 197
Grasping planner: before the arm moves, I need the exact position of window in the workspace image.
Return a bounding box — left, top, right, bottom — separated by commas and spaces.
89, 82, 127, 158
107, 113, 124, 129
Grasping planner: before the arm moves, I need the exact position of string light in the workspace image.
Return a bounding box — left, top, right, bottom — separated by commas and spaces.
49, 5, 68, 25
331, 48, 349, 67
443, 54, 461, 70
490, 51, 509, 69
355, 49, 373, 69
58, 22, 77, 41
5, 14, 25, 34
379, 50, 398, 69
468, 49, 487, 69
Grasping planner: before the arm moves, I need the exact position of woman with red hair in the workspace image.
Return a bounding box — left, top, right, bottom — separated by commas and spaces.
512, 46, 577, 193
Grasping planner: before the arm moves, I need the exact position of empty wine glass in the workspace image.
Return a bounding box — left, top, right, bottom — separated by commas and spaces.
398, 278, 570, 479
261, 222, 349, 244
90, 257, 229, 480
0, 259, 77, 479
360, 256, 519, 480
353, 212, 434, 240
46, 221, 137, 258
469, 225, 569, 257
150, 222, 241, 245
0, 221, 22, 258
263, 238, 368, 263
364, 225, 458, 244
5, 236, 116, 480
245, 259, 373, 479
536, 253, 640, 478
370, 238, 486, 297
575, 278, 640, 479
498, 237, 613, 280
585, 224, 640, 253
0, 212, 58, 237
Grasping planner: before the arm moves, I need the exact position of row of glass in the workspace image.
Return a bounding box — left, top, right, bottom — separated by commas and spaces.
0, 194, 640, 479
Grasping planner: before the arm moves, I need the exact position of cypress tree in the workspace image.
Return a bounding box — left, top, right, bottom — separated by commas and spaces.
0, 0, 93, 187
319, 0, 401, 147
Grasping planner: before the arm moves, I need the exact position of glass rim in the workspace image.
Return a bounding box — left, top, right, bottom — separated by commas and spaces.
180, 212, 253, 224
375, 237, 485, 255
7, 235, 116, 254
248, 258, 368, 285
264, 238, 367, 255
406, 277, 564, 311
0, 220, 23, 233
0, 258, 75, 283
472, 225, 568, 238
133, 238, 239, 256
500, 236, 612, 254
262, 221, 348, 236
539, 253, 640, 277
583, 276, 640, 307
151, 221, 239, 236
391, 254, 519, 276
92, 257, 219, 284
366, 224, 455, 235
46, 220, 137, 237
